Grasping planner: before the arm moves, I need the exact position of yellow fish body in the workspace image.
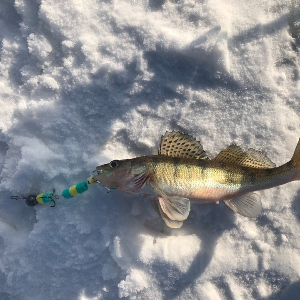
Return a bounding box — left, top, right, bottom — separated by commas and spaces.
94, 131, 300, 228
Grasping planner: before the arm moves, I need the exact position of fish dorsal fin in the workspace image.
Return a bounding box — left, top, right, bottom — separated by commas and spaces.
225, 193, 262, 218
159, 131, 209, 160
214, 145, 275, 168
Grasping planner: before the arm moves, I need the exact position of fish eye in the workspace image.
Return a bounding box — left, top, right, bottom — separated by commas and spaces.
109, 160, 120, 168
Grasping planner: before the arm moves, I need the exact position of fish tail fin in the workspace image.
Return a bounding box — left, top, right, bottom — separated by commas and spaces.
291, 138, 300, 179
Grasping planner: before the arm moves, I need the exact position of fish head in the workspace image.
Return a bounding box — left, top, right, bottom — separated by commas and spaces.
94, 158, 148, 191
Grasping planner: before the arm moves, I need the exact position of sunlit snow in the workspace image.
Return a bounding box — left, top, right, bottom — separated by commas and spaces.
0, 0, 300, 299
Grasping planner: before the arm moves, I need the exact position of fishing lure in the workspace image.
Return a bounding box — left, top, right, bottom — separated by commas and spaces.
11, 177, 96, 207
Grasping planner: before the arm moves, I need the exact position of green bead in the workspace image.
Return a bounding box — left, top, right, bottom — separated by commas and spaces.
76, 181, 88, 194
62, 189, 73, 199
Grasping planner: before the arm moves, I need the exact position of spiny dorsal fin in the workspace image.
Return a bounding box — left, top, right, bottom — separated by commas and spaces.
159, 131, 209, 160
214, 145, 275, 169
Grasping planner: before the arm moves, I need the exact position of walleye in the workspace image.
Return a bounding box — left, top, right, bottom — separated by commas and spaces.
94, 131, 300, 228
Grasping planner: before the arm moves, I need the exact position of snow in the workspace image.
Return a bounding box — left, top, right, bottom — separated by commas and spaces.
0, 0, 299, 299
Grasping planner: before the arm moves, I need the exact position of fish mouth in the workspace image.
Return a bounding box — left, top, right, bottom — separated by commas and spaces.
93, 169, 119, 191
92, 169, 105, 184
93, 169, 100, 177
92, 173, 110, 191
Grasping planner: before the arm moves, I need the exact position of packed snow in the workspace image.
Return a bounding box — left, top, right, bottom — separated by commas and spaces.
0, 0, 300, 299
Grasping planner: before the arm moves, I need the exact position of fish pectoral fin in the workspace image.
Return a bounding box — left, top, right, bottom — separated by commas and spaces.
158, 195, 190, 221
225, 193, 262, 218
157, 201, 183, 228
124, 171, 149, 191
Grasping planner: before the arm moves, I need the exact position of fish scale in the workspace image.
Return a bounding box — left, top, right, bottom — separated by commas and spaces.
150, 156, 299, 203
148, 156, 245, 201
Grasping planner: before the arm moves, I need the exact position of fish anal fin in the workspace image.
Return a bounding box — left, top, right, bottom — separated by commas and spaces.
159, 131, 209, 160
214, 145, 275, 169
225, 193, 262, 218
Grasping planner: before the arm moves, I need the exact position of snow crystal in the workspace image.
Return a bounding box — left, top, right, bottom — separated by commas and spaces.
196, 281, 223, 300
256, 279, 273, 298
27, 33, 52, 61
102, 259, 119, 281
118, 269, 149, 298
139, 234, 201, 273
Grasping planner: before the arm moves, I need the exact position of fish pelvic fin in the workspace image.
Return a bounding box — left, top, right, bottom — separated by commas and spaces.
158, 195, 190, 221
151, 199, 184, 228
158, 202, 184, 228
150, 181, 191, 222
291, 138, 300, 179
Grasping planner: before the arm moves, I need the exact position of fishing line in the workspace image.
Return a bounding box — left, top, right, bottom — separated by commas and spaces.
11, 176, 97, 207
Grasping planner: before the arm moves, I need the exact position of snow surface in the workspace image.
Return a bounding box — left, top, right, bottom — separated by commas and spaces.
0, 0, 300, 299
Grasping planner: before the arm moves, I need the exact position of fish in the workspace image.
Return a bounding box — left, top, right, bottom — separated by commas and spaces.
94, 131, 300, 228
